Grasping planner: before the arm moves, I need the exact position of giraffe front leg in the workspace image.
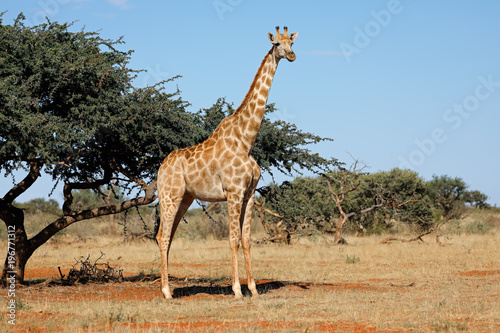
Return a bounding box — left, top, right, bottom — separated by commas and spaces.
157, 199, 184, 300
158, 250, 172, 299
241, 194, 258, 298
227, 195, 244, 299
157, 206, 176, 299
157, 230, 173, 299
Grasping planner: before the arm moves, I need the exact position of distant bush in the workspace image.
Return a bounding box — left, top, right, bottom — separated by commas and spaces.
178, 207, 229, 240
465, 221, 492, 234
440, 207, 499, 235
15, 198, 61, 215
260, 168, 433, 239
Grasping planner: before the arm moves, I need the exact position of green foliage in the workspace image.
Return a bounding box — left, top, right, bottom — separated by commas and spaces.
345, 254, 360, 264
260, 168, 494, 239
0, 13, 200, 184
463, 190, 490, 209
259, 177, 335, 234
419, 175, 491, 232
464, 221, 491, 234
426, 175, 468, 221
0, 15, 210, 281
261, 168, 435, 237
318, 168, 433, 233
364, 169, 433, 229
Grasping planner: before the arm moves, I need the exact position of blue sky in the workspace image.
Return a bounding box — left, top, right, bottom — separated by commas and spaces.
2, 0, 500, 206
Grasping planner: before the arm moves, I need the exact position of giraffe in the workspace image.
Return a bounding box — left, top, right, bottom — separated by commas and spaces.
156, 26, 298, 299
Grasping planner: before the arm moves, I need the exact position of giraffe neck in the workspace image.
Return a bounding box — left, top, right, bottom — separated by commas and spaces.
229, 48, 279, 153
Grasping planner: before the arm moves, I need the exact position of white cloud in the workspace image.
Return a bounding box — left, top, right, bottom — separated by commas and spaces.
107, 0, 133, 10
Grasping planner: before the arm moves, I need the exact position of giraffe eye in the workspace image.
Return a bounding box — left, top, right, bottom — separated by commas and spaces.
274, 42, 280, 47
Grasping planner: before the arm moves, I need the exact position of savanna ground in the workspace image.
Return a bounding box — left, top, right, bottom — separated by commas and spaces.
1, 209, 500, 332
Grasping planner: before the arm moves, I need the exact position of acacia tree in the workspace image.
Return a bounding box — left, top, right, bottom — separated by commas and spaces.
0, 14, 204, 283
425, 175, 468, 221
319, 165, 430, 244
463, 190, 489, 209
320, 163, 381, 244
0, 15, 337, 283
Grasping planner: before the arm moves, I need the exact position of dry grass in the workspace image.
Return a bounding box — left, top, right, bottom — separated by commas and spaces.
1, 224, 499, 332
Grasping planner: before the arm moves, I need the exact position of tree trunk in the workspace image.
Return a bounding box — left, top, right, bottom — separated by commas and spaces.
334, 214, 347, 244
0, 204, 34, 285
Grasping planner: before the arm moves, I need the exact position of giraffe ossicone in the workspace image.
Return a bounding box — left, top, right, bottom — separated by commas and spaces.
156, 26, 298, 299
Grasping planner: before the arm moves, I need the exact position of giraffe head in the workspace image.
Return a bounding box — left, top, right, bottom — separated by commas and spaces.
268, 26, 298, 62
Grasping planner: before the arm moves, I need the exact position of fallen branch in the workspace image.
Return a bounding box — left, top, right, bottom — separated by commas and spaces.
29, 278, 66, 289
380, 228, 450, 245
65, 252, 123, 284
26, 252, 124, 288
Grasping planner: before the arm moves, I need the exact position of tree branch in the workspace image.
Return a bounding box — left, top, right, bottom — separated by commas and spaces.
3, 161, 41, 203
62, 168, 113, 215
253, 199, 284, 218
30, 179, 157, 251
110, 159, 148, 189
381, 228, 436, 244
345, 203, 384, 219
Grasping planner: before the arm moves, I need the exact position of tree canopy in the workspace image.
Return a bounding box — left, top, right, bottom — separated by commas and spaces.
0, 14, 203, 183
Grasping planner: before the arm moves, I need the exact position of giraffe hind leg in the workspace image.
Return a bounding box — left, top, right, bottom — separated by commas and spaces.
227, 194, 244, 299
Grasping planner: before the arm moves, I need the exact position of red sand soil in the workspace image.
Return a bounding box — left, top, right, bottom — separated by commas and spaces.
18, 281, 161, 303
118, 320, 401, 333
457, 269, 500, 277
25, 267, 63, 280
6, 267, 499, 332
10, 277, 410, 332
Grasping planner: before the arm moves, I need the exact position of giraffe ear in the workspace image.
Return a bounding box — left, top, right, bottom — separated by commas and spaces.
268, 32, 276, 44
289, 32, 298, 43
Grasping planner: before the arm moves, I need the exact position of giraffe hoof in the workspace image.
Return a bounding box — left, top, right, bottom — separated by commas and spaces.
234, 294, 244, 300
161, 289, 173, 300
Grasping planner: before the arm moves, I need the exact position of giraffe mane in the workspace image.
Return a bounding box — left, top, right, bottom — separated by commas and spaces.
233, 51, 273, 115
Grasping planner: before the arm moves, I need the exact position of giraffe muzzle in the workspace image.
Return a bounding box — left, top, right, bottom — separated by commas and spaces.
286, 51, 296, 62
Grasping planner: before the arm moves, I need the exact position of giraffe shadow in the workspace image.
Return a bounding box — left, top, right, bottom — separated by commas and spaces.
171, 279, 306, 299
